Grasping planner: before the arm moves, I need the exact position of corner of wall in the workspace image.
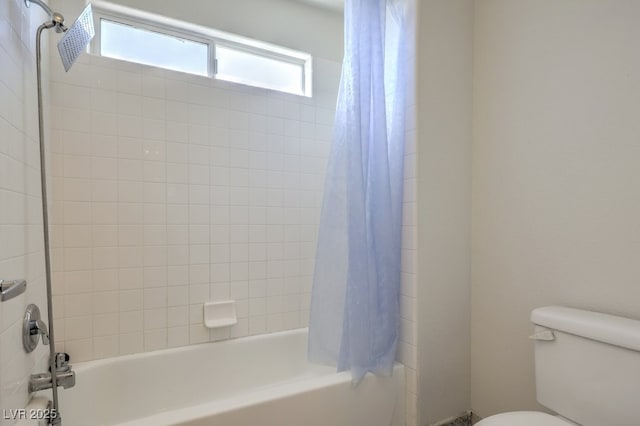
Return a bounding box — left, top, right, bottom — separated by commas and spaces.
414, 0, 473, 424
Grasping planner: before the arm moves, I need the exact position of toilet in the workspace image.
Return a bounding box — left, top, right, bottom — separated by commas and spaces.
477, 306, 640, 426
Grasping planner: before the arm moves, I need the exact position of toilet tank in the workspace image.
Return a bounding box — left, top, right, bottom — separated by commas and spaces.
531, 306, 640, 426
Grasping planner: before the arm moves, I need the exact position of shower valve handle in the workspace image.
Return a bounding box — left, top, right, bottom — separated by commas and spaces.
23, 304, 49, 352
29, 318, 50, 345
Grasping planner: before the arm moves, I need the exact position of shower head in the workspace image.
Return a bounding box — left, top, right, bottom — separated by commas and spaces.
57, 4, 95, 72
25, 0, 95, 72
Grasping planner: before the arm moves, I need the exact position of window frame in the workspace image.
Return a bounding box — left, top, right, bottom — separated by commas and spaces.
92, 10, 216, 77
90, 6, 313, 97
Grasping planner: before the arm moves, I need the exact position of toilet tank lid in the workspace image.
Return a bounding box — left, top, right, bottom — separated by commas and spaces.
531, 306, 640, 352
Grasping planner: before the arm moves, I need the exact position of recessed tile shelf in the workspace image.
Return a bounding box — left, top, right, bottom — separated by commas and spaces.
203, 300, 238, 329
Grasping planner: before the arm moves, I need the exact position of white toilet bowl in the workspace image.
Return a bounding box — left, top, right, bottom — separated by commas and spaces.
476, 411, 577, 426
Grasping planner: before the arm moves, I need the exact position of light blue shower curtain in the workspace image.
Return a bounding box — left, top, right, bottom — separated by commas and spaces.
308, 0, 408, 382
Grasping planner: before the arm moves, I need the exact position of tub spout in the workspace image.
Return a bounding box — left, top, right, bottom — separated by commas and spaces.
29, 373, 54, 392
29, 352, 76, 393
56, 369, 75, 389
29, 370, 76, 392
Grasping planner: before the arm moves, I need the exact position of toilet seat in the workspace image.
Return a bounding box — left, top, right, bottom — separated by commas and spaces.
475, 411, 575, 426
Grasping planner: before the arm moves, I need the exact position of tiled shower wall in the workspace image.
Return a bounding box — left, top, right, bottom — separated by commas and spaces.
397, 1, 418, 425
0, 0, 50, 420
49, 53, 340, 361
400, 113, 418, 416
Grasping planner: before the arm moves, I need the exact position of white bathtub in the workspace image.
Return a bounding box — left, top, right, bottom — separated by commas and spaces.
53, 329, 405, 426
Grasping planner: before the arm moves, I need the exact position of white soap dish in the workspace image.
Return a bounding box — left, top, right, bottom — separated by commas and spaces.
203, 300, 237, 329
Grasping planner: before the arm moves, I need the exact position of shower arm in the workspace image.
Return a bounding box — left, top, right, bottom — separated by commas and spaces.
24, 0, 54, 18
24, 0, 68, 32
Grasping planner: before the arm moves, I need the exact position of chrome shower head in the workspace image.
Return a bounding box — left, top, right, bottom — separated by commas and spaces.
57, 4, 95, 72
25, 1, 95, 71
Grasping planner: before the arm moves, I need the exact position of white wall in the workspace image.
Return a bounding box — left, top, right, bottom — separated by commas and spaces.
0, 0, 50, 421
416, 1, 473, 425
472, 0, 640, 418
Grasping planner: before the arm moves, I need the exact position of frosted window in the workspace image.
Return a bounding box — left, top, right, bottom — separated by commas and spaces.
100, 19, 209, 76
216, 45, 305, 96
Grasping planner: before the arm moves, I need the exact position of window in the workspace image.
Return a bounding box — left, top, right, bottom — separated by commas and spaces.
216, 45, 306, 96
93, 7, 312, 97
100, 19, 209, 76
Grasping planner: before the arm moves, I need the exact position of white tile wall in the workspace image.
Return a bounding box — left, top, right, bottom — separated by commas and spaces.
397, 1, 418, 425
0, 0, 50, 421
49, 52, 341, 361
400, 126, 418, 426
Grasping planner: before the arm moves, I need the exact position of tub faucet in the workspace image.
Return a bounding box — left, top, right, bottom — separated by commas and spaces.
29, 352, 76, 393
